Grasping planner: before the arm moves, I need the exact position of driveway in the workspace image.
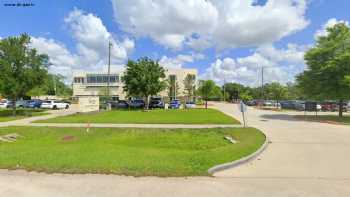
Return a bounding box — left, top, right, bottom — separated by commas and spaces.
0, 102, 350, 197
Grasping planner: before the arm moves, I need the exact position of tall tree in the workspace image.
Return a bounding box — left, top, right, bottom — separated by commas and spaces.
183, 74, 196, 102
265, 82, 287, 107
28, 74, 72, 97
168, 75, 179, 100
297, 23, 350, 117
0, 34, 49, 115
224, 83, 245, 101
122, 57, 167, 110
197, 80, 216, 109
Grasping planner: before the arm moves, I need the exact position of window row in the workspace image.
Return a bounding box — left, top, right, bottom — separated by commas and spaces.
74, 75, 119, 84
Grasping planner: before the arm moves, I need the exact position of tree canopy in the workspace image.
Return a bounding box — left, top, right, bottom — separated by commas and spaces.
183, 74, 196, 102
122, 57, 167, 109
0, 34, 49, 115
28, 74, 72, 97
297, 23, 350, 117
197, 80, 216, 109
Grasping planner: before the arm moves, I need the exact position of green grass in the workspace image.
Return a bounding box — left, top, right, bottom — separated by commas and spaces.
0, 109, 49, 122
37, 108, 240, 124
296, 115, 350, 125
0, 127, 265, 176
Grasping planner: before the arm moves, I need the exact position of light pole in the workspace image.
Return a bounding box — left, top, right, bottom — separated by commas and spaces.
261, 66, 264, 101
107, 41, 112, 98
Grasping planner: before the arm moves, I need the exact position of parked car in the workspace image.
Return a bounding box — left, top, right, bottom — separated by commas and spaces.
6, 100, 26, 108
25, 100, 42, 108
116, 100, 129, 109
169, 99, 181, 109
245, 100, 257, 106
104, 100, 119, 109
263, 100, 273, 106
280, 101, 295, 109
0, 99, 10, 109
129, 99, 145, 108
150, 100, 164, 109
185, 101, 196, 109
41, 100, 70, 109
294, 101, 305, 111
335, 102, 348, 112
321, 102, 337, 112
317, 104, 322, 111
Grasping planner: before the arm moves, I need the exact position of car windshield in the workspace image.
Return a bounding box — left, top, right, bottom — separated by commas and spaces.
43, 101, 52, 103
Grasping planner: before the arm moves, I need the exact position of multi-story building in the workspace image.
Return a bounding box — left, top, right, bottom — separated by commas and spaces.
72, 68, 197, 100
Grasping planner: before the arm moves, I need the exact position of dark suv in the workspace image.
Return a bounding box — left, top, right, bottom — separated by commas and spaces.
150, 99, 164, 109
129, 99, 145, 108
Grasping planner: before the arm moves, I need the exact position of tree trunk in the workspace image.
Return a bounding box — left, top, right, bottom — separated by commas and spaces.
12, 99, 17, 117
339, 99, 343, 117
205, 100, 208, 109
145, 96, 150, 110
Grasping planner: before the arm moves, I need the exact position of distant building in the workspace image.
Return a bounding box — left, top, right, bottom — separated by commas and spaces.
72, 68, 197, 100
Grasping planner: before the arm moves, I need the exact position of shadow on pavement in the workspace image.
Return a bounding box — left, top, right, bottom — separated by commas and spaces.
259, 114, 303, 122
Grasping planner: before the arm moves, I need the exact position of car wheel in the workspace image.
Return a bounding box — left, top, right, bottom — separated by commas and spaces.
65, 105, 69, 109
53, 105, 57, 110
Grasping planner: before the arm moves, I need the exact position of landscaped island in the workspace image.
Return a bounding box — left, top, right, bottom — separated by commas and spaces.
36, 109, 240, 125
0, 126, 265, 176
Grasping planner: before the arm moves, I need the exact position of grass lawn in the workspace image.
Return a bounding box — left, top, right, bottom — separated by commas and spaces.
0, 127, 265, 176
36, 108, 240, 124
0, 109, 49, 122
295, 114, 350, 125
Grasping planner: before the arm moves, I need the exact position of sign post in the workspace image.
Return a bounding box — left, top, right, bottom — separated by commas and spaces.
239, 101, 247, 127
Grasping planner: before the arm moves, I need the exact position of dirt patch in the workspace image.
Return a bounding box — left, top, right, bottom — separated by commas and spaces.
61, 135, 76, 142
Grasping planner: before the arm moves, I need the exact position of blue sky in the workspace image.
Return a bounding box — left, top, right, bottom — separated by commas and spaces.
0, 0, 349, 86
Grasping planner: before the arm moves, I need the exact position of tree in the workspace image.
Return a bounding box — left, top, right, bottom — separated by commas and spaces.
28, 74, 72, 97
168, 75, 179, 100
0, 34, 49, 116
122, 57, 167, 110
285, 82, 303, 100
297, 23, 350, 117
197, 80, 216, 109
240, 90, 253, 101
265, 82, 287, 107
224, 83, 245, 101
183, 74, 196, 102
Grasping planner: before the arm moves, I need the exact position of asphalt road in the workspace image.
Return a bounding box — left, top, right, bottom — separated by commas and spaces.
1, 102, 349, 197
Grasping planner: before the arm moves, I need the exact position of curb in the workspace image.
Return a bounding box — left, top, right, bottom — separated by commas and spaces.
208, 134, 269, 175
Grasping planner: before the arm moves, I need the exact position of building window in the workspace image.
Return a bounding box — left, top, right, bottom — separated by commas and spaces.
86, 74, 119, 83
74, 77, 84, 83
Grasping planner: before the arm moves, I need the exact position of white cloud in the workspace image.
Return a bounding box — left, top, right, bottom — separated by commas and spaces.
314, 18, 350, 39
30, 37, 79, 80
111, 0, 309, 50
30, 9, 134, 83
159, 53, 204, 69
201, 44, 308, 86
64, 8, 132, 63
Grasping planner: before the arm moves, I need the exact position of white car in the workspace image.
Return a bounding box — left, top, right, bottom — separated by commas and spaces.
41, 100, 70, 109
185, 101, 196, 109
0, 99, 9, 108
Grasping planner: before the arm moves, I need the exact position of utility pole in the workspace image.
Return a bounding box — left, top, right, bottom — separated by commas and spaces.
53, 75, 57, 96
223, 78, 226, 102
261, 66, 264, 101
107, 41, 112, 98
